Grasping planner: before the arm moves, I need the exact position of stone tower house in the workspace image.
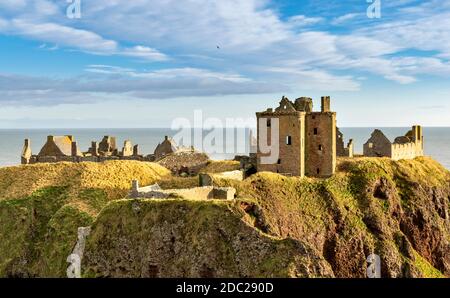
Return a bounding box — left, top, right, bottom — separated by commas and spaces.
256, 96, 337, 178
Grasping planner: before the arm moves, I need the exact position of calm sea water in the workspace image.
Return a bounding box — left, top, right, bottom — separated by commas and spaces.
0, 127, 449, 169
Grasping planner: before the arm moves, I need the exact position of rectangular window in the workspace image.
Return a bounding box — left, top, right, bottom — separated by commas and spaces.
286, 136, 292, 145
314, 128, 318, 135
277, 159, 281, 164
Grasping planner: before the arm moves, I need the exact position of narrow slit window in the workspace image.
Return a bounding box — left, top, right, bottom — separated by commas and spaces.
314, 128, 318, 135
286, 136, 292, 145
318, 145, 323, 151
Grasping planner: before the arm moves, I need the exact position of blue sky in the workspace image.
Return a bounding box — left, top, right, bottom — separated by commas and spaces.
0, 0, 450, 128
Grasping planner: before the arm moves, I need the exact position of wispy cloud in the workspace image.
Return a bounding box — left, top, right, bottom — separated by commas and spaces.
0, 66, 288, 106
331, 13, 361, 25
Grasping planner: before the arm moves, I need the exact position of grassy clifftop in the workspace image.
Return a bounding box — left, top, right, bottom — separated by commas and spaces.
0, 157, 448, 278
0, 161, 169, 277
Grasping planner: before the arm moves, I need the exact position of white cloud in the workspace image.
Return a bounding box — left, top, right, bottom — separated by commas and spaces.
288, 15, 324, 27
8, 19, 118, 52
265, 67, 360, 91
80, 0, 291, 52
0, 67, 287, 106
358, 9, 450, 58
121, 45, 168, 61
0, 18, 168, 61
0, 0, 27, 10
2, 0, 450, 107
331, 13, 361, 25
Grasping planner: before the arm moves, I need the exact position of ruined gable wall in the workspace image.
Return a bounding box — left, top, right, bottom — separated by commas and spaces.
38, 140, 66, 157
154, 140, 176, 160
363, 132, 392, 157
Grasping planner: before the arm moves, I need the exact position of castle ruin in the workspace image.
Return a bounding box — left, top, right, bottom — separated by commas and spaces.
20, 135, 181, 165
363, 126, 424, 160
256, 96, 339, 178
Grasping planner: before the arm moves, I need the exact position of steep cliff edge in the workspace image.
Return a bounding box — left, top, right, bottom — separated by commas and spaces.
215, 156, 449, 277
0, 157, 448, 277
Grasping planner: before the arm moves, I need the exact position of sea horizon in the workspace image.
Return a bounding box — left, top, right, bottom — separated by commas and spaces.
1, 127, 449, 169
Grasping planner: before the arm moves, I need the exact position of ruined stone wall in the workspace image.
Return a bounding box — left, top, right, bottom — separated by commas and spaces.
336, 129, 354, 158
165, 187, 216, 200
154, 137, 177, 161
305, 112, 336, 177
199, 171, 244, 187
363, 130, 392, 158
130, 182, 236, 201
256, 112, 306, 177
391, 142, 424, 161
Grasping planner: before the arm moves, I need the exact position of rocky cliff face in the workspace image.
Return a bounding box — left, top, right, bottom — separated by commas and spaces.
82, 200, 333, 278
0, 157, 448, 277
215, 157, 449, 277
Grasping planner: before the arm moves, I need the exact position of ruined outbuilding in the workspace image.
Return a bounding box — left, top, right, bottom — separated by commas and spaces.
154, 136, 179, 161
363, 126, 424, 160
21, 135, 150, 164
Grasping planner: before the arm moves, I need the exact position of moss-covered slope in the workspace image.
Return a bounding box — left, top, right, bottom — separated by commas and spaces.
82, 199, 333, 278
0, 157, 448, 278
214, 157, 450, 278
0, 161, 169, 277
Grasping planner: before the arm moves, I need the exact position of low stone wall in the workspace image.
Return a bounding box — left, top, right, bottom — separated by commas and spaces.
199, 170, 244, 187
130, 180, 236, 201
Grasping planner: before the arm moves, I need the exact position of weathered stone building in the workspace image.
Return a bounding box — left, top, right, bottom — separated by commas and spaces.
256, 96, 339, 178
154, 136, 178, 161
363, 126, 424, 160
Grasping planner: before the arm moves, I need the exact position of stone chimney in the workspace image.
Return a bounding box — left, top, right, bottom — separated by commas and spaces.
71, 141, 79, 157
321, 96, 331, 112
133, 144, 139, 156
412, 125, 423, 143
90, 141, 99, 156
21, 139, 32, 164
